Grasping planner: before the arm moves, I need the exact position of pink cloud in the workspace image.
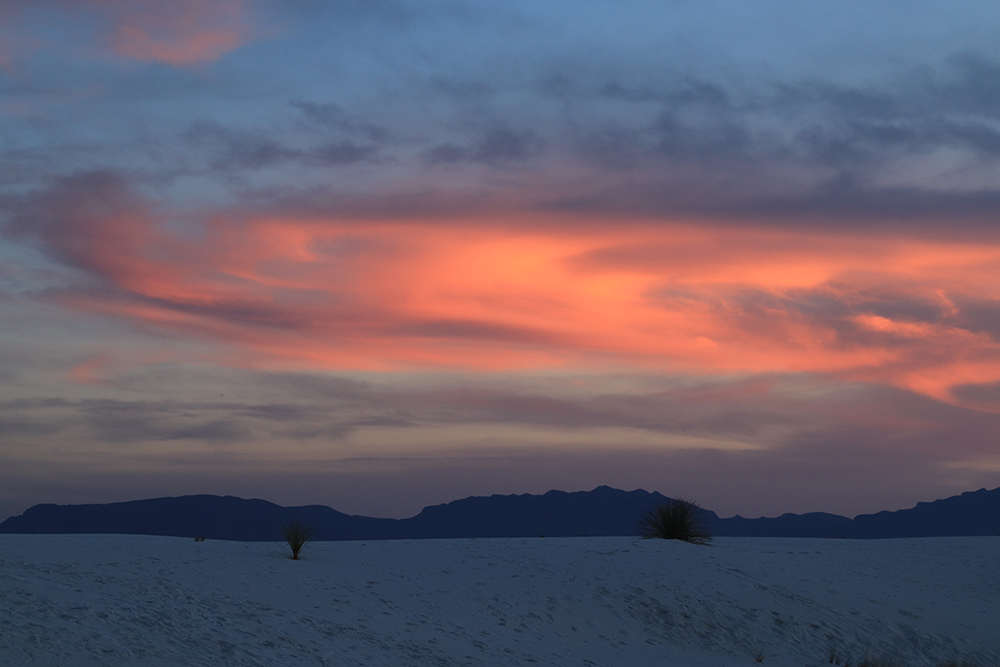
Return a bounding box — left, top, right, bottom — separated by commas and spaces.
67, 354, 113, 385
23, 175, 1000, 409
0, 1, 252, 66
104, 0, 249, 65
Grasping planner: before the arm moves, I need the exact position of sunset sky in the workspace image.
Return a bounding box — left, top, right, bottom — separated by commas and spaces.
3, 0, 1000, 522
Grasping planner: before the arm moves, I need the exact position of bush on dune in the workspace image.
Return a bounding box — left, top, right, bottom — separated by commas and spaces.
281, 520, 316, 560
638, 498, 712, 545
856, 658, 902, 667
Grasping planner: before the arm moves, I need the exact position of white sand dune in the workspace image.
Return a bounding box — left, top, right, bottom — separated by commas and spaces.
0, 535, 996, 666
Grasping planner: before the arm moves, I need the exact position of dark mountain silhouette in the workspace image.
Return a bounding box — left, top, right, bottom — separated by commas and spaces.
396, 486, 672, 538
1, 485, 998, 541
0, 495, 399, 542
848, 486, 1000, 538
0, 486, 671, 541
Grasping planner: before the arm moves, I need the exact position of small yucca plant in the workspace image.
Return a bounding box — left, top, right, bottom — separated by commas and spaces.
639, 498, 712, 545
857, 657, 902, 667
281, 520, 316, 560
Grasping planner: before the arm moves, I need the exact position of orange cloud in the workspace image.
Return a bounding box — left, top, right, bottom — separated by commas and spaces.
41, 200, 1000, 409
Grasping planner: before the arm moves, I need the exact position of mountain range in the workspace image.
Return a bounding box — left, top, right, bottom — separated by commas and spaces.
2, 485, 998, 541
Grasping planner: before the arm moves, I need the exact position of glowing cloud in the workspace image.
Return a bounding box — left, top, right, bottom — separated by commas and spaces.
27, 177, 1000, 410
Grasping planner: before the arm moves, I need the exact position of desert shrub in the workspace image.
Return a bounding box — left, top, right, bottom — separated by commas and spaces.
858, 657, 912, 667
638, 498, 712, 545
281, 519, 316, 560
828, 647, 849, 665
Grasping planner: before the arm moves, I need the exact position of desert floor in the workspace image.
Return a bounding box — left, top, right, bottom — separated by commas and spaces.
1, 534, 997, 666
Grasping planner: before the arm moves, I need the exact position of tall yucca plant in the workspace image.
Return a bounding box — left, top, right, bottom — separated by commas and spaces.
281, 520, 316, 560
639, 498, 712, 545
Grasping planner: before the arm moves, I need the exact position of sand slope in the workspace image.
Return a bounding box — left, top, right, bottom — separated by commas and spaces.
1, 535, 997, 666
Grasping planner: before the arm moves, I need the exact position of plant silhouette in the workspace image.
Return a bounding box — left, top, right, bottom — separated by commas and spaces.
281, 520, 316, 560
638, 498, 712, 545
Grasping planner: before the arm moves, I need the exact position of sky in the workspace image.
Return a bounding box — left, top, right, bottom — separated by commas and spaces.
3, 0, 1000, 522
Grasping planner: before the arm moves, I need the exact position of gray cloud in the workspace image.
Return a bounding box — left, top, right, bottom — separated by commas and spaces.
425, 127, 543, 164
292, 101, 390, 142
3, 355, 999, 521
246, 48, 1000, 227
183, 121, 381, 171
2, 364, 991, 453
951, 380, 1000, 408
9, 21, 1000, 229
953, 297, 1000, 339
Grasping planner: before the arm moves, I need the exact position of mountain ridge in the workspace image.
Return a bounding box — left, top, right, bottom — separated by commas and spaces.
2, 485, 998, 541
